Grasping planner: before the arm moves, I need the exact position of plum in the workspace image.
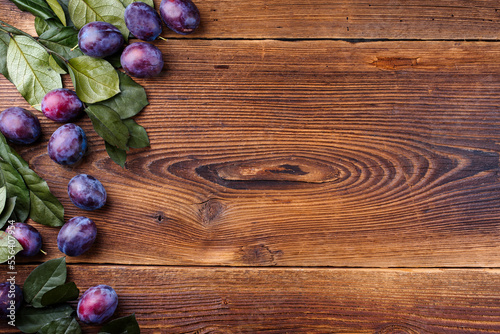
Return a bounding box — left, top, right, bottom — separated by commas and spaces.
120, 42, 163, 78
159, 0, 200, 34
125, 2, 163, 41
6, 223, 42, 257
41, 88, 84, 122
0, 282, 22, 320
77, 285, 118, 324
57, 216, 97, 256
68, 174, 107, 210
0, 107, 41, 145
48, 124, 87, 166
78, 21, 124, 58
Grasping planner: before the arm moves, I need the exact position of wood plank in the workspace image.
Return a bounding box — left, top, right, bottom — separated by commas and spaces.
1, 266, 500, 333
0, 40, 499, 267
0, 0, 499, 40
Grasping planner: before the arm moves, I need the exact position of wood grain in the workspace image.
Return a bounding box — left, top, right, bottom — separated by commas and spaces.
0, 40, 498, 267
0, 0, 499, 40
2, 266, 500, 333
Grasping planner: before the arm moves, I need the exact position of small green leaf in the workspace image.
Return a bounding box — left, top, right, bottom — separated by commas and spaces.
68, 56, 120, 104
35, 17, 65, 36
0, 197, 17, 229
7, 35, 62, 110
0, 186, 7, 215
99, 71, 148, 119
68, 0, 129, 40
16, 304, 74, 333
0, 230, 23, 264
0, 160, 30, 223
105, 142, 127, 167
23, 257, 67, 308
0, 132, 28, 170
0, 31, 10, 81
18, 166, 64, 227
85, 105, 130, 150
48, 55, 67, 74
9, 0, 56, 21
39, 26, 83, 60
38, 316, 81, 334
41, 282, 79, 307
98, 314, 140, 334
121, 0, 154, 8
104, 52, 122, 69
123, 119, 149, 148
46, 0, 67, 25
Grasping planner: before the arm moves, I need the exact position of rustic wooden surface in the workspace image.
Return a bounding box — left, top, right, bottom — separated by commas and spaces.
1, 0, 500, 332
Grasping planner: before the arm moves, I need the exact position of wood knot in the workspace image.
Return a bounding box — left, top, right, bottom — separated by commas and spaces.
153, 211, 166, 224
371, 57, 419, 70
239, 244, 283, 265
200, 199, 224, 226
376, 323, 420, 334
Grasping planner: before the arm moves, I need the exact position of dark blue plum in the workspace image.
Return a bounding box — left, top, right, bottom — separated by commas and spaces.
6, 223, 42, 257
125, 2, 162, 41
0, 107, 41, 145
77, 285, 118, 324
120, 42, 163, 78
0, 282, 23, 320
57, 216, 97, 257
78, 21, 124, 58
68, 174, 107, 211
159, 0, 200, 35
41, 88, 84, 122
48, 124, 87, 166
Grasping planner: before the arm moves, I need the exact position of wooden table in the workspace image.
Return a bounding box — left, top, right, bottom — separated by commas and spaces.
1, 0, 500, 332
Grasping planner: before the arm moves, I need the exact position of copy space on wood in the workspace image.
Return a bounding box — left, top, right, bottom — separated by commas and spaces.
1, 40, 499, 267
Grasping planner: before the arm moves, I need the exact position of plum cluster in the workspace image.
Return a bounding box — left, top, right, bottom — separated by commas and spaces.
78, 0, 200, 78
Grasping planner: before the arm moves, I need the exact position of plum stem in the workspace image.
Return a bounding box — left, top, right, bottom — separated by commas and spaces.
158, 36, 168, 42
70, 44, 79, 51
40, 249, 47, 255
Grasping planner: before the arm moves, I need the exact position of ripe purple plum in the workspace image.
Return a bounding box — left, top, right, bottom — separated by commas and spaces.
41, 89, 84, 122
159, 0, 200, 34
0, 107, 41, 145
6, 223, 42, 257
77, 285, 118, 324
68, 174, 107, 211
78, 21, 124, 58
48, 124, 87, 166
120, 42, 163, 78
57, 216, 97, 257
124, 2, 163, 41
0, 282, 23, 320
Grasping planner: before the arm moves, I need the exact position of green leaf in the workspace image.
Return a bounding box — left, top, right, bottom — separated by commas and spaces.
85, 105, 130, 150
23, 257, 67, 308
17, 166, 64, 227
39, 26, 83, 60
98, 314, 140, 334
7, 35, 62, 110
0, 197, 17, 229
35, 17, 65, 36
48, 55, 67, 74
46, 0, 67, 25
105, 142, 127, 167
68, 56, 120, 104
99, 71, 148, 119
0, 132, 28, 170
38, 316, 81, 334
68, 0, 129, 40
0, 160, 30, 223
41, 282, 79, 307
17, 304, 74, 333
9, 0, 56, 21
0, 31, 10, 80
0, 186, 7, 215
0, 230, 23, 264
121, 0, 154, 8
123, 119, 149, 148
